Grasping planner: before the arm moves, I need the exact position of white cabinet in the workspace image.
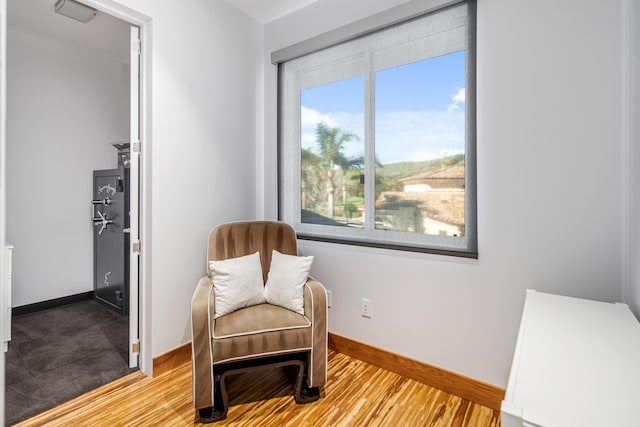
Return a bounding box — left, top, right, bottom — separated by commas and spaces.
3, 245, 12, 352
502, 290, 640, 427
1, 247, 10, 427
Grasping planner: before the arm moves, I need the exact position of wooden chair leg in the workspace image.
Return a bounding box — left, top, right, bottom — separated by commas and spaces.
198, 374, 227, 423
295, 369, 320, 404
198, 406, 226, 423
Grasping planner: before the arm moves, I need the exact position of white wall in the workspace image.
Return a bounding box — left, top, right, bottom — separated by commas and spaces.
7, 29, 129, 306
104, 0, 263, 359
264, 0, 625, 388
625, 0, 640, 318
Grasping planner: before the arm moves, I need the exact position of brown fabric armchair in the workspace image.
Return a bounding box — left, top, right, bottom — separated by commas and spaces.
191, 221, 328, 422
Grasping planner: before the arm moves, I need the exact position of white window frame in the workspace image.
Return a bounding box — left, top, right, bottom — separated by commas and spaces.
275, 0, 477, 257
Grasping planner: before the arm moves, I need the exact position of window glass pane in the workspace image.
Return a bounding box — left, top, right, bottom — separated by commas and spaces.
300, 77, 365, 227
374, 51, 466, 237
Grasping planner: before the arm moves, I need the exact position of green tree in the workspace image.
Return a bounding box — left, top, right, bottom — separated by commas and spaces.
301, 147, 320, 209
314, 122, 359, 219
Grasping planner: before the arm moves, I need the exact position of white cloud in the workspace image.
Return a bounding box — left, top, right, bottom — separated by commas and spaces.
300, 106, 364, 156
300, 106, 465, 164
375, 110, 465, 163
447, 87, 465, 112
301, 105, 339, 128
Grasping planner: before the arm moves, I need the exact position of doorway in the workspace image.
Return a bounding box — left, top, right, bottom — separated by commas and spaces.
3, 0, 145, 424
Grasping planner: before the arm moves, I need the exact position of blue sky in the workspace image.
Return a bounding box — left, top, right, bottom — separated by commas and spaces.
300, 51, 466, 164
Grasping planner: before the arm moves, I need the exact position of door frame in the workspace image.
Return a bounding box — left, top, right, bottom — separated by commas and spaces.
0, 1, 152, 422
0, 0, 153, 373
81, 0, 153, 376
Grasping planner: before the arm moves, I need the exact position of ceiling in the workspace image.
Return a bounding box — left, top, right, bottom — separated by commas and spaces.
6, 0, 318, 64
7, 0, 131, 63
222, 0, 319, 23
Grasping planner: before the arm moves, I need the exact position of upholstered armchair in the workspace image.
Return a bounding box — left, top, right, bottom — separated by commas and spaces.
191, 221, 328, 422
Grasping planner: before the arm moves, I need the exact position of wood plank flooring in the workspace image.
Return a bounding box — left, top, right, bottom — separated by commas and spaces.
15, 350, 501, 426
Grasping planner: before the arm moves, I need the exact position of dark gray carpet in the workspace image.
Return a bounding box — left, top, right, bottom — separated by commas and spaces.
5, 299, 137, 426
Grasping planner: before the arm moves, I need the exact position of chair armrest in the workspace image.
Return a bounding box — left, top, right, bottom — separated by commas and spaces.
303, 276, 326, 320
191, 276, 215, 409
304, 276, 328, 387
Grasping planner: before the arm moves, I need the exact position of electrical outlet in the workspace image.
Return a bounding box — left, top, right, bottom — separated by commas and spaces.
361, 298, 373, 318
326, 290, 332, 308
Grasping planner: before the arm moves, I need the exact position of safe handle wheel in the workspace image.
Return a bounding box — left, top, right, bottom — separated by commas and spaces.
92, 211, 113, 235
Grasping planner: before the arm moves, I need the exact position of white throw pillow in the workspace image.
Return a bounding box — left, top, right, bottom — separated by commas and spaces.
210, 251, 266, 319
264, 250, 313, 315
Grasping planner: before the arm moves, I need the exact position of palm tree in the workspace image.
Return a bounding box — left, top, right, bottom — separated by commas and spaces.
314, 122, 359, 219
300, 147, 320, 210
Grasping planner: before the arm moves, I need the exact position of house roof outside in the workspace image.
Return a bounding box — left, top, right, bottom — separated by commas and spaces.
399, 164, 465, 189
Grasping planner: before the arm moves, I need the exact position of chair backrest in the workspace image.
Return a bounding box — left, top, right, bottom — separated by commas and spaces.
207, 221, 298, 282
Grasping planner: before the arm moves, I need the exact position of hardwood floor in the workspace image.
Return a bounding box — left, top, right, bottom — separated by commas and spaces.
15, 350, 501, 426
